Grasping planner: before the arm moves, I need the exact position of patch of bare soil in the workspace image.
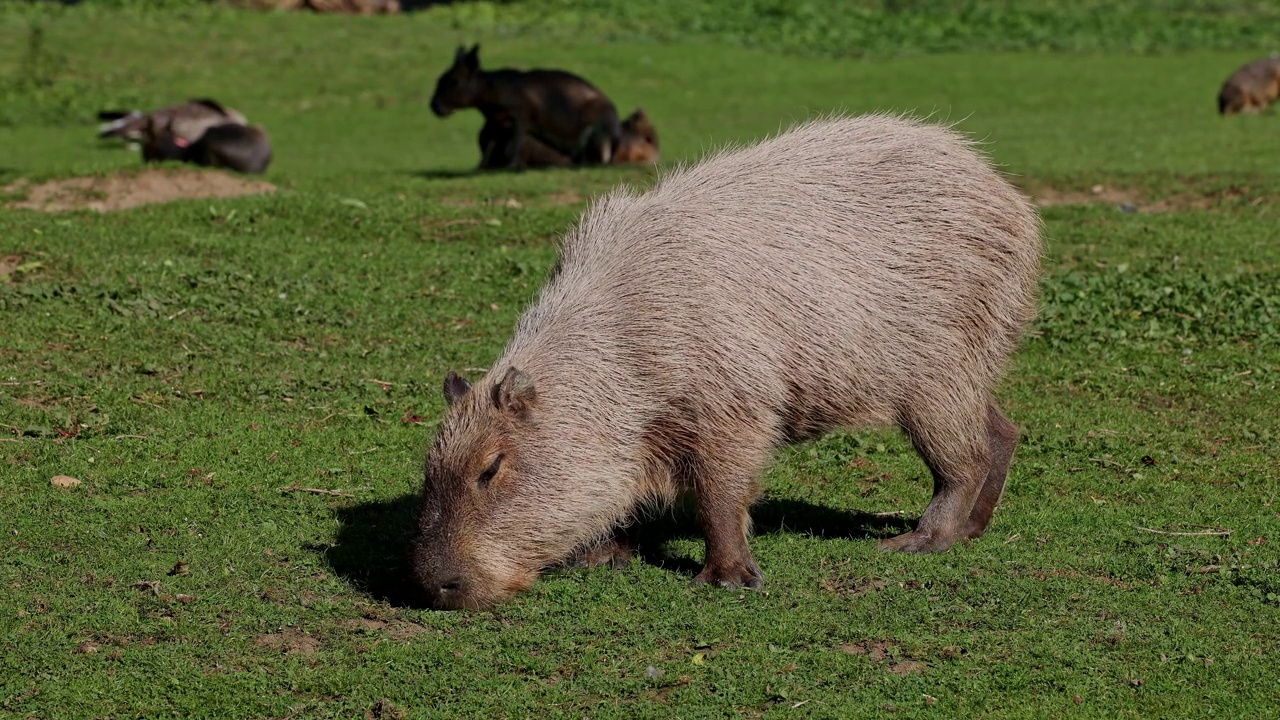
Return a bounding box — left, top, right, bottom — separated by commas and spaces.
255, 628, 319, 655
5, 169, 274, 213
1029, 183, 1262, 213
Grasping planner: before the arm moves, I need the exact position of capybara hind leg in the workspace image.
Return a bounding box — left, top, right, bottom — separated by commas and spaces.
692, 457, 764, 589
879, 405, 987, 554
964, 402, 1019, 539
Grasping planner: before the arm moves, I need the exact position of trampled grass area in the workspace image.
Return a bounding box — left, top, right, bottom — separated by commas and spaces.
1, 3, 1278, 719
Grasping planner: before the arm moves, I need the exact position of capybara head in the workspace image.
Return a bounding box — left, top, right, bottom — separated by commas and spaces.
615, 108, 660, 164
430, 44, 481, 118
413, 367, 617, 609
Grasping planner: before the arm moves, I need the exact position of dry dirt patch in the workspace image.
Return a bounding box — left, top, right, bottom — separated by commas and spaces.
5, 168, 274, 213
1028, 182, 1261, 212
255, 628, 319, 654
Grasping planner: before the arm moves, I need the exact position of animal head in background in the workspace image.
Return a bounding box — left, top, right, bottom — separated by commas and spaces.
431, 44, 483, 118
615, 108, 660, 164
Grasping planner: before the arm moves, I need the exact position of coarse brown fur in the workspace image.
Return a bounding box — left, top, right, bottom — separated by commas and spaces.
1218, 55, 1280, 114
478, 107, 660, 170
413, 114, 1043, 610
431, 44, 621, 168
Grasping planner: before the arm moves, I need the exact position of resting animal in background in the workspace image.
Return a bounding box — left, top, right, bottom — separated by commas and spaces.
478, 107, 660, 170
411, 114, 1043, 610
97, 99, 272, 174
1218, 56, 1280, 114
431, 44, 621, 168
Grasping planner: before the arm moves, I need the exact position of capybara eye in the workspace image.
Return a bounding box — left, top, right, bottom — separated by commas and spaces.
477, 453, 503, 489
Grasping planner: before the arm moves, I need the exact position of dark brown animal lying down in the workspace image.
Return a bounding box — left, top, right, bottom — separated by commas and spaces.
1218, 56, 1280, 114
98, 99, 272, 174
478, 107, 660, 170
431, 44, 622, 168
412, 114, 1043, 610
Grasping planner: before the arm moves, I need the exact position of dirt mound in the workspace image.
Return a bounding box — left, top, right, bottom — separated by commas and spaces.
5, 169, 275, 213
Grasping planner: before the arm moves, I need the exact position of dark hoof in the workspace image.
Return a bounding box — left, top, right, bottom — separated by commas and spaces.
692, 558, 763, 590
877, 529, 956, 554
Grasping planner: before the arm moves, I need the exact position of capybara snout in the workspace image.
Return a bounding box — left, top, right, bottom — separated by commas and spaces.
412, 369, 545, 609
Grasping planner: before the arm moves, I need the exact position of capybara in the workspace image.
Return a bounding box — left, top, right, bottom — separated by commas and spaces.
477, 106, 659, 170
1218, 55, 1280, 114
185, 123, 273, 174
431, 44, 621, 167
413, 114, 1043, 610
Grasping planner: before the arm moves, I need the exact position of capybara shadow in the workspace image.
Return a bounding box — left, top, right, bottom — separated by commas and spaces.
326, 494, 425, 607
326, 493, 910, 606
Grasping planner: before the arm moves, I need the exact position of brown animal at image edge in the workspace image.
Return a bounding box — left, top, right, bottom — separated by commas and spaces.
412, 114, 1043, 610
1218, 55, 1280, 114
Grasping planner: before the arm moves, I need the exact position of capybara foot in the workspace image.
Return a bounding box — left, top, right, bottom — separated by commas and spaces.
877, 529, 957, 554
573, 535, 632, 569
692, 556, 763, 589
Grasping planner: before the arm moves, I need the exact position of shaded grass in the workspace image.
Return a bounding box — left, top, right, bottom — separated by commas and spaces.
1, 5, 1279, 720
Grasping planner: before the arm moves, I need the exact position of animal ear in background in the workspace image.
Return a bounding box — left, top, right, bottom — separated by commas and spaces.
443, 371, 471, 406
491, 367, 536, 418
464, 44, 480, 70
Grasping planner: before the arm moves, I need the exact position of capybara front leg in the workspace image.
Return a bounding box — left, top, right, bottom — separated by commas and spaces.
964, 402, 1019, 539
879, 405, 987, 554
692, 465, 763, 589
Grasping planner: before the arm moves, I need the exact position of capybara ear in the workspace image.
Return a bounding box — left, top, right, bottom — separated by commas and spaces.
443, 371, 471, 406
492, 367, 536, 418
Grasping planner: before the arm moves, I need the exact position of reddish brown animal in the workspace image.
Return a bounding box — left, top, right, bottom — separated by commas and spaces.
1218, 56, 1280, 114
478, 107, 660, 170
413, 114, 1043, 610
431, 44, 621, 168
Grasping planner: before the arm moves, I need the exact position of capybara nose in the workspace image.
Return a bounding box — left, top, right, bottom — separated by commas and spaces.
432, 577, 466, 607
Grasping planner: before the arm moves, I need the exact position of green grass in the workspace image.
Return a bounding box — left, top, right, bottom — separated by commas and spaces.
2, 4, 1279, 719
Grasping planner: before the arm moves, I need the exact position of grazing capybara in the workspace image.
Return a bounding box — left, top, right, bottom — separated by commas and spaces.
413, 114, 1043, 610
477, 106, 659, 170
431, 44, 621, 167
1218, 56, 1280, 114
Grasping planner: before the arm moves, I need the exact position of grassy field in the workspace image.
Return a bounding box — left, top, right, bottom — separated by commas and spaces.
1, 2, 1279, 718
